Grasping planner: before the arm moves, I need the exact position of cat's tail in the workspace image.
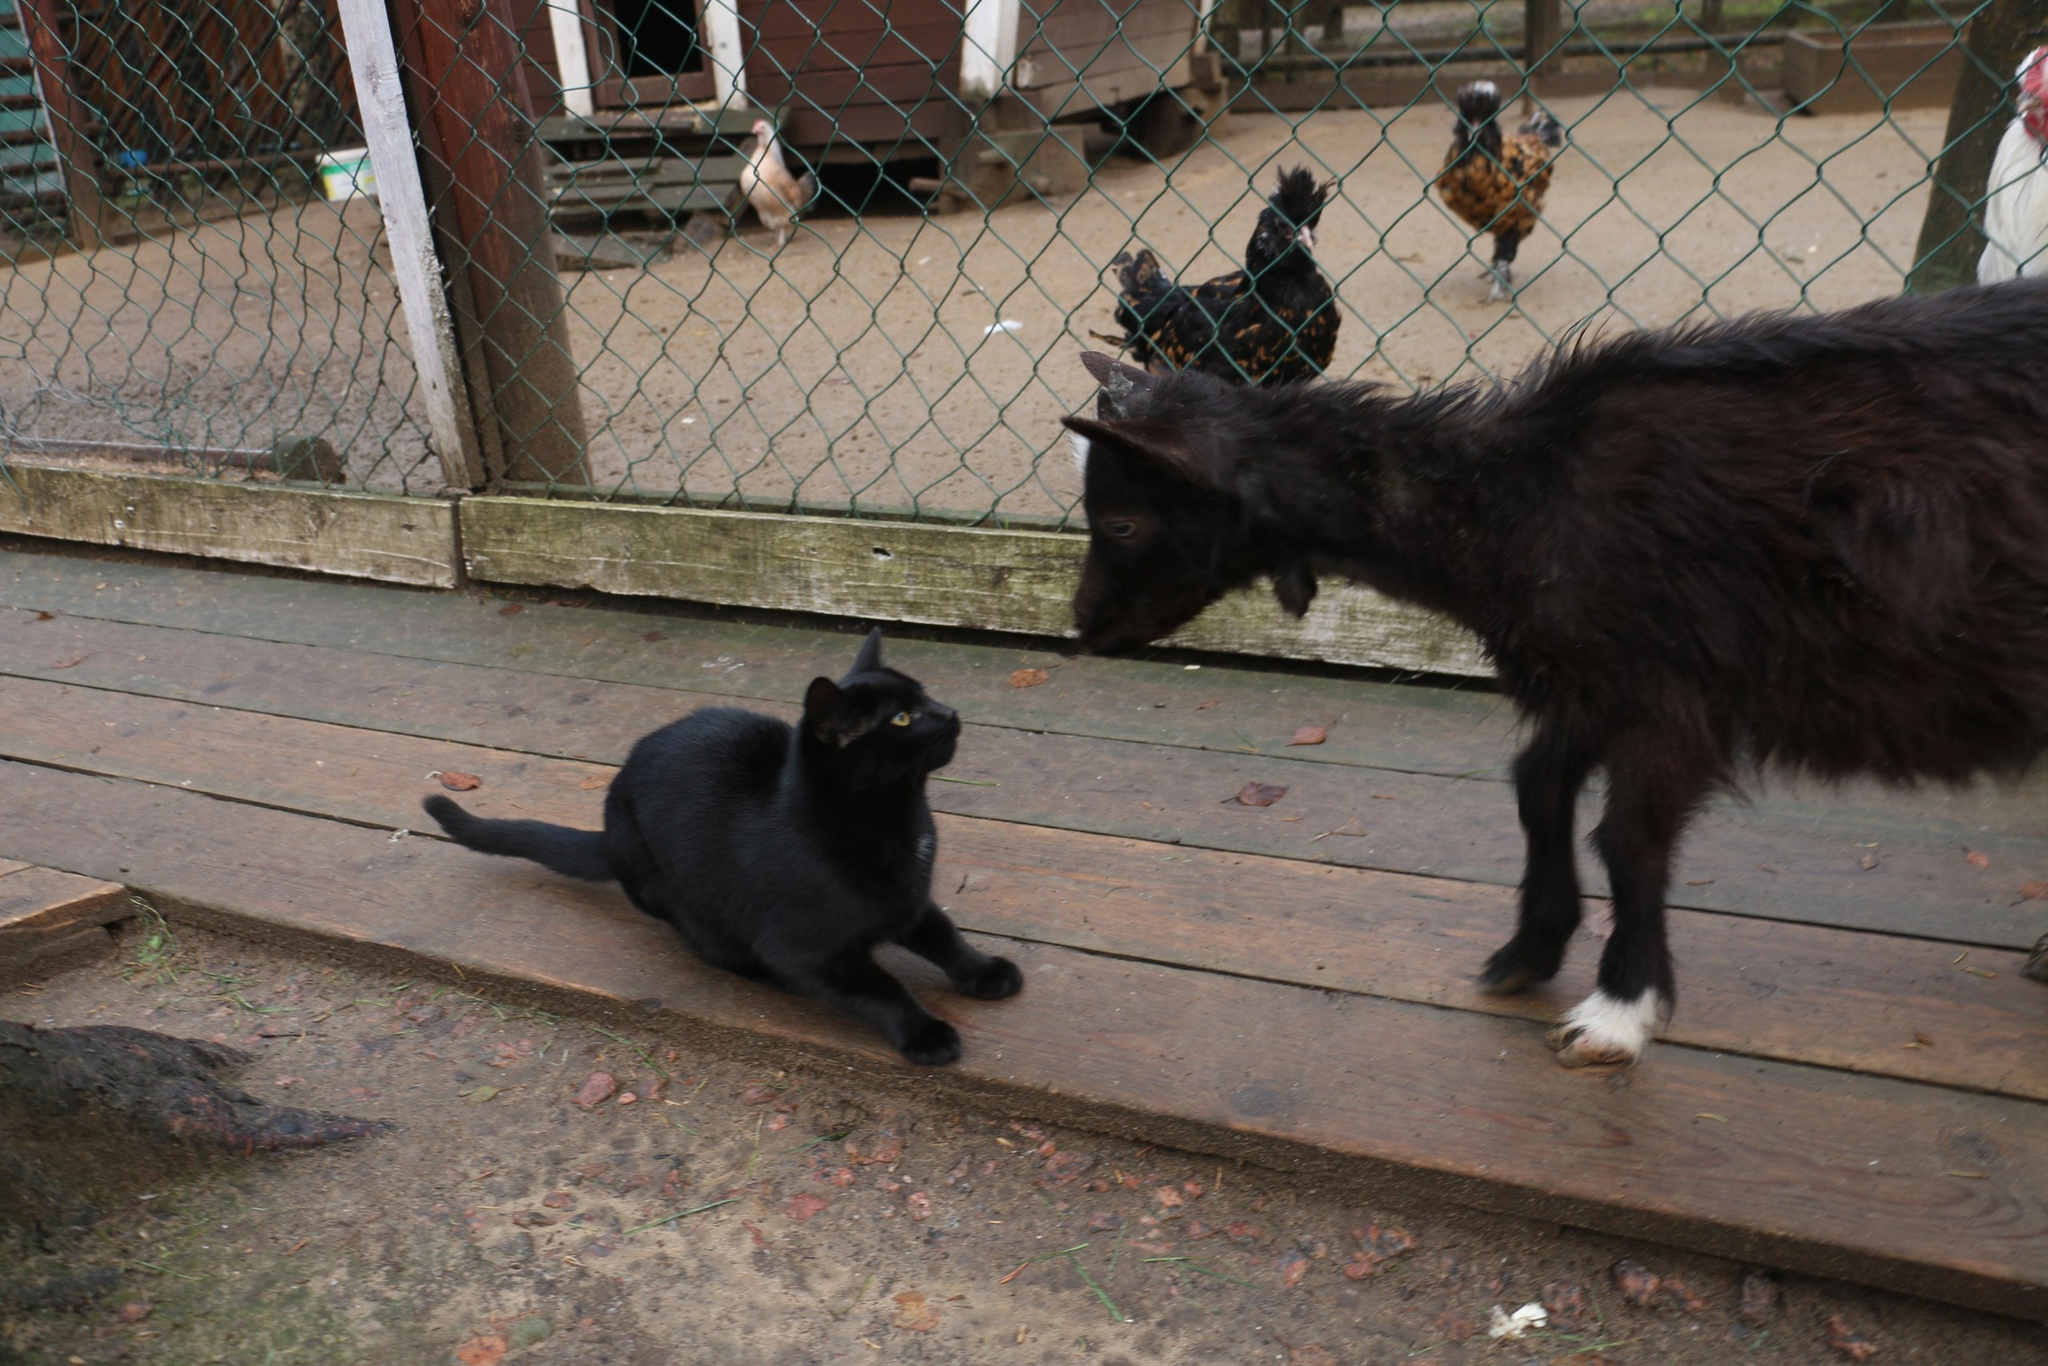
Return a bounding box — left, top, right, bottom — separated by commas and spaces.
421, 794, 614, 881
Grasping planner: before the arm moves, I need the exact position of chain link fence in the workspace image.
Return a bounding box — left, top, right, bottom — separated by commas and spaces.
0, 0, 2036, 519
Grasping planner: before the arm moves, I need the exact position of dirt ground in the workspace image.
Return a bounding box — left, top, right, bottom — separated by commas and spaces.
0, 95, 1945, 517
4, 915, 2043, 1366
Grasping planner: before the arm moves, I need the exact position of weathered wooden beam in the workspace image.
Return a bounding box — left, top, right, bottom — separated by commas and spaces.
335, 0, 487, 490
395, 0, 591, 485
458, 497, 1491, 676
16, 0, 102, 251
0, 463, 461, 588
1909, 0, 2048, 293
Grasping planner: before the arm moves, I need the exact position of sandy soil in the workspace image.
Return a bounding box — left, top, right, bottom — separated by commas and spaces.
0, 96, 1947, 518
5, 917, 2044, 1366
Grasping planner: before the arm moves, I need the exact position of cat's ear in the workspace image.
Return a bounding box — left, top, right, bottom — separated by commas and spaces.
1080, 351, 1156, 418
804, 676, 860, 747
849, 626, 884, 676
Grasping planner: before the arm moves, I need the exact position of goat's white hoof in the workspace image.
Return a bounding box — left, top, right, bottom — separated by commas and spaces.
1546, 989, 1661, 1068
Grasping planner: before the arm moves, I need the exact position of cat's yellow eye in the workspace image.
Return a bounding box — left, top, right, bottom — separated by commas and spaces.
890, 711, 912, 727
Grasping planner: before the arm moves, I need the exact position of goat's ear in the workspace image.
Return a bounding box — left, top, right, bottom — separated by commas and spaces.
1079, 351, 1156, 400
1271, 563, 1318, 618
1060, 415, 1210, 488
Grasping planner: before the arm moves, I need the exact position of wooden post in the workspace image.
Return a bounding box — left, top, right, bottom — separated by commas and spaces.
389, 0, 590, 486
1523, 0, 1562, 96
1909, 0, 2048, 294
700, 0, 748, 107
545, 0, 596, 117
335, 0, 487, 491
17, 0, 102, 250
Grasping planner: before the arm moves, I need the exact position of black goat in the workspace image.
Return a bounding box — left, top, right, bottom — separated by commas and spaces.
1061, 279, 2048, 1065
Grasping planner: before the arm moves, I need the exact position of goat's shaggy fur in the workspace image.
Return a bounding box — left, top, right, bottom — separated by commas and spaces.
1063, 279, 2048, 1063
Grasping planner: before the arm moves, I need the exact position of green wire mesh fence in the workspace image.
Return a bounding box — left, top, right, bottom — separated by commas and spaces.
0, 0, 2037, 521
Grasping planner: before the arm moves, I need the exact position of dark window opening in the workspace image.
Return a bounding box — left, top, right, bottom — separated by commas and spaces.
614, 0, 704, 75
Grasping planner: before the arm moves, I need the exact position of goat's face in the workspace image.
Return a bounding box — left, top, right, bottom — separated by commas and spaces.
1062, 403, 1255, 654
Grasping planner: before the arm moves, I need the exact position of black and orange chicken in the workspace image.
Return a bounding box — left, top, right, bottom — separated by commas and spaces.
1103, 166, 1337, 386
1435, 81, 1564, 301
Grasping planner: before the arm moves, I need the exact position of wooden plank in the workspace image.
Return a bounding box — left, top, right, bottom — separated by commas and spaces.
0, 859, 32, 879
0, 591, 2008, 948
12, 552, 2048, 845
336, 0, 486, 490
458, 497, 1492, 677
0, 758, 2042, 1319
0, 862, 127, 969
0, 464, 461, 588
1, 674, 2038, 1100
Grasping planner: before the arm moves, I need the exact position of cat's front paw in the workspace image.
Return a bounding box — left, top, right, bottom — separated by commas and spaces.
954, 955, 1023, 1000
896, 1017, 963, 1066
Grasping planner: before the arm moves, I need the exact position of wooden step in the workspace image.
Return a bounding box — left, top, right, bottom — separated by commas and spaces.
0, 857, 126, 973
0, 671, 2038, 1100
1, 755, 2044, 1320
7, 605, 2047, 949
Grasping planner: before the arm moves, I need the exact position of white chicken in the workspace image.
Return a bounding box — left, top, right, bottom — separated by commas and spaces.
738, 118, 816, 252
1979, 46, 2048, 282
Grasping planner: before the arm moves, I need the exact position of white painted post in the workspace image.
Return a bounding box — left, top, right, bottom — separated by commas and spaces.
546, 0, 596, 117
960, 0, 1022, 101
334, 0, 486, 489
700, 0, 749, 106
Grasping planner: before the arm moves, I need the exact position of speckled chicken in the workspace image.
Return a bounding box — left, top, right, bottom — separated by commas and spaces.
1102, 166, 1338, 386
1435, 81, 1564, 301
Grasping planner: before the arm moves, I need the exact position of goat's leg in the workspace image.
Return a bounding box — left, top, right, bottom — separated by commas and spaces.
1548, 741, 1706, 1066
1480, 720, 1600, 994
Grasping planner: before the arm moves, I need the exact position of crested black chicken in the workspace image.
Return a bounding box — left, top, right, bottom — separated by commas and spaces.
1435, 80, 1564, 302
1100, 166, 1338, 386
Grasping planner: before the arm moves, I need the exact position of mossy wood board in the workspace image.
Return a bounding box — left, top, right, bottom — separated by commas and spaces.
459, 497, 1491, 677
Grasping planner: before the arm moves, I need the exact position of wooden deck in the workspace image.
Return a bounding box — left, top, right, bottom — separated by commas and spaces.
2, 544, 2046, 1319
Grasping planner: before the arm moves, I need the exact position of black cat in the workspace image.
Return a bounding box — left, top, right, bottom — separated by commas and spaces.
422, 629, 1022, 1064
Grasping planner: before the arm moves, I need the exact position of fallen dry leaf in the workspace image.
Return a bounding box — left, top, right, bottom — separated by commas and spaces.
891, 1291, 941, 1333
1034, 1152, 1096, 1188
50, 654, 87, 669
1827, 1313, 1879, 1360
906, 1191, 933, 1222
2021, 882, 2048, 901
1965, 848, 1991, 869
1152, 1186, 1184, 1209
785, 1194, 828, 1222
1542, 1281, 1589, 1330
1195, 699, 1219, 710
32, 610, 55, 621
642, 630, 665, 642
438, 771, 483, 791
497, 604, 523, 617
1287, 725, 1328, 747
454, 1333, 508, 1366
1007, 667, 1050, 689
1611, 1257, 1660, 1307
1739, 1271, 1780, 1324
1231, 781, 1288, 807
740, 1082, 780, 1105
117, 1301, 154, 1324
572, 1072, 617, 1109
1277, 1251, 1309, 1287
1858, 851, 1879, 871
542, 1192, 574, 1210
578, 774, 609, 790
